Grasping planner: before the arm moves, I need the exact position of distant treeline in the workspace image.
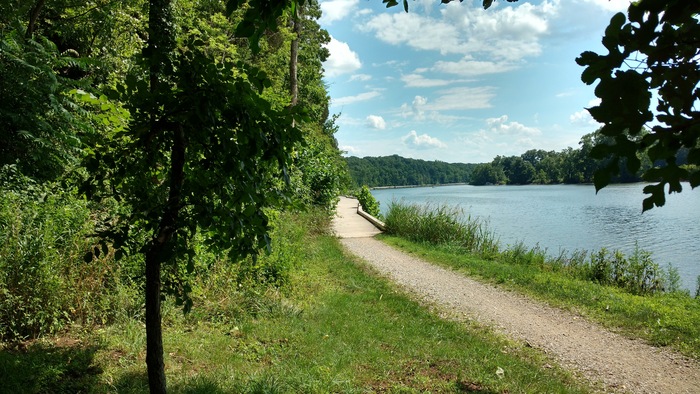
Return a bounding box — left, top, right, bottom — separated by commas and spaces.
346, 130, 696, 188
345, 155, 476, 187
472, 130, 694, 186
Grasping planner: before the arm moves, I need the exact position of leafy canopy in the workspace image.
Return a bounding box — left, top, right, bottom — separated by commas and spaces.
577, 0, 700, 210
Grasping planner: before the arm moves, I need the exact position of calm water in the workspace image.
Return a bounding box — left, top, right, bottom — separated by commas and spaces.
372, 184, 700, 291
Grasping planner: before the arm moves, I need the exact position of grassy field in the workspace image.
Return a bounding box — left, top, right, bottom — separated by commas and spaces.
0, 210, 594, 393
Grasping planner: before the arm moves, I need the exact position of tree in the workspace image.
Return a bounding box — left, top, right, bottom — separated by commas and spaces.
577, 0, 700, 210
78, 1, 303, 392
470, 163, 506, 185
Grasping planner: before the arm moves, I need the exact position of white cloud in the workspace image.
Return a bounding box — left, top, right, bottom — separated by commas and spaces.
320, 0, 359, 24
349, 73, 372, 82
570, 98, 602, 126
485, 115, 541, 136
366, 115, 387, 130
359, 0, 557, 66
340, 145, 359, 155
432, 58, 517, 77
331, 91, 380, 106
323, 36, 361, 77
555, 90, 576, 98
402, 130, 447, 149
426, 87, 496, 111
401, 74, 452, 87
400, 95, 429, 120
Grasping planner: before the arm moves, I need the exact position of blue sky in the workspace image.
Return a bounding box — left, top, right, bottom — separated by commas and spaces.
318, 0, 631, 163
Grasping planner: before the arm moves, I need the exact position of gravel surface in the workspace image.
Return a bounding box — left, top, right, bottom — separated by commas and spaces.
333, 199, 700, 393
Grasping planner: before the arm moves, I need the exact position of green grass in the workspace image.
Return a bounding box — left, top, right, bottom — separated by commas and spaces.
0, 210, 594, 393
379, 235, 700, 359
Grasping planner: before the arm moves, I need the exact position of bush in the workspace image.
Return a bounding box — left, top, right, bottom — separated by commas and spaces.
384, 201, 498, 257
186, 208, 323, 322
579, 246, 670, 295
0, 170, 140, 340
356, 185, 380, 218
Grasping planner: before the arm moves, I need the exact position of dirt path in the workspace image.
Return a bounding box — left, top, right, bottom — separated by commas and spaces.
333, 197, 700, 394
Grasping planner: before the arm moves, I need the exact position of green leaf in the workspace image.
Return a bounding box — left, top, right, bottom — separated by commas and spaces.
483, 0, 494, 9
226, 0, 245, 15
593, 168, 611, 193
403, 0, 409, 12
383, 0, 399, 8
576, 51, 598, 67
236, 20, 256, 38
689, 170, 700, 188
590, 144, 610, 159
642, 183, 666, 211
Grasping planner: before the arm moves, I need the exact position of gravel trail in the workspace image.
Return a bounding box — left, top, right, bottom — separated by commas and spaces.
334, 198, 700, 393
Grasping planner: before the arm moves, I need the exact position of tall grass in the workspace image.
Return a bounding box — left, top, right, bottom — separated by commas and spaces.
384, 201, 685, 296
0, 182, 141, 340
384, 201, 499, 257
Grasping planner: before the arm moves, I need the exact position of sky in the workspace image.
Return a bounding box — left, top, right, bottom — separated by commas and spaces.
318, 0, 632, 164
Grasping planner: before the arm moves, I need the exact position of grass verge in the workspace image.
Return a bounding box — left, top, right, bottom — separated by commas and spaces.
379, 234, 700, 360
1, 210, 593, 393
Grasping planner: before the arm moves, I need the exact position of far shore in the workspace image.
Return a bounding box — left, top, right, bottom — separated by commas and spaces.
371, 182, 470, 190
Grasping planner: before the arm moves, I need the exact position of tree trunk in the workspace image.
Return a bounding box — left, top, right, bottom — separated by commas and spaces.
144, 239, 167, 394
145, 0, 177, 392
26, 0, 46, 38
289, 7, 301, 108
144, 125, 185, 394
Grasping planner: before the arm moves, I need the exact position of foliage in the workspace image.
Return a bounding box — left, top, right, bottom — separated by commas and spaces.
470, 162, 507, 185
583, 246, 677, 295
356, 185, 381, 218
0, 26, 86, 181
345, 128, 661, 188
384, 202, 499, 257
346, 154, 476, 187
0, 168, 140, 341
577, 0, 700, 210
477, 130, 656, 186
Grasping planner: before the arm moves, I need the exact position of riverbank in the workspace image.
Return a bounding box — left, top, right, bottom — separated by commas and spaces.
335, 197, 700, 393
371, 182, 470, 190
372, 183, 700, 291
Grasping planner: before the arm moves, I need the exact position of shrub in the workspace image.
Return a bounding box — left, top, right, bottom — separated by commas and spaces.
0, 170, 140, 340
384, 201, 498, 257
356, 185, 380, 218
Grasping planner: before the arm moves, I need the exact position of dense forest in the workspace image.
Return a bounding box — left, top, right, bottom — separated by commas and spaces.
345, 155, 476, 187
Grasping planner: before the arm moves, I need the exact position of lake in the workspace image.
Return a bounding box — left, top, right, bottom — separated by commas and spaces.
371, 183, 700, 291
